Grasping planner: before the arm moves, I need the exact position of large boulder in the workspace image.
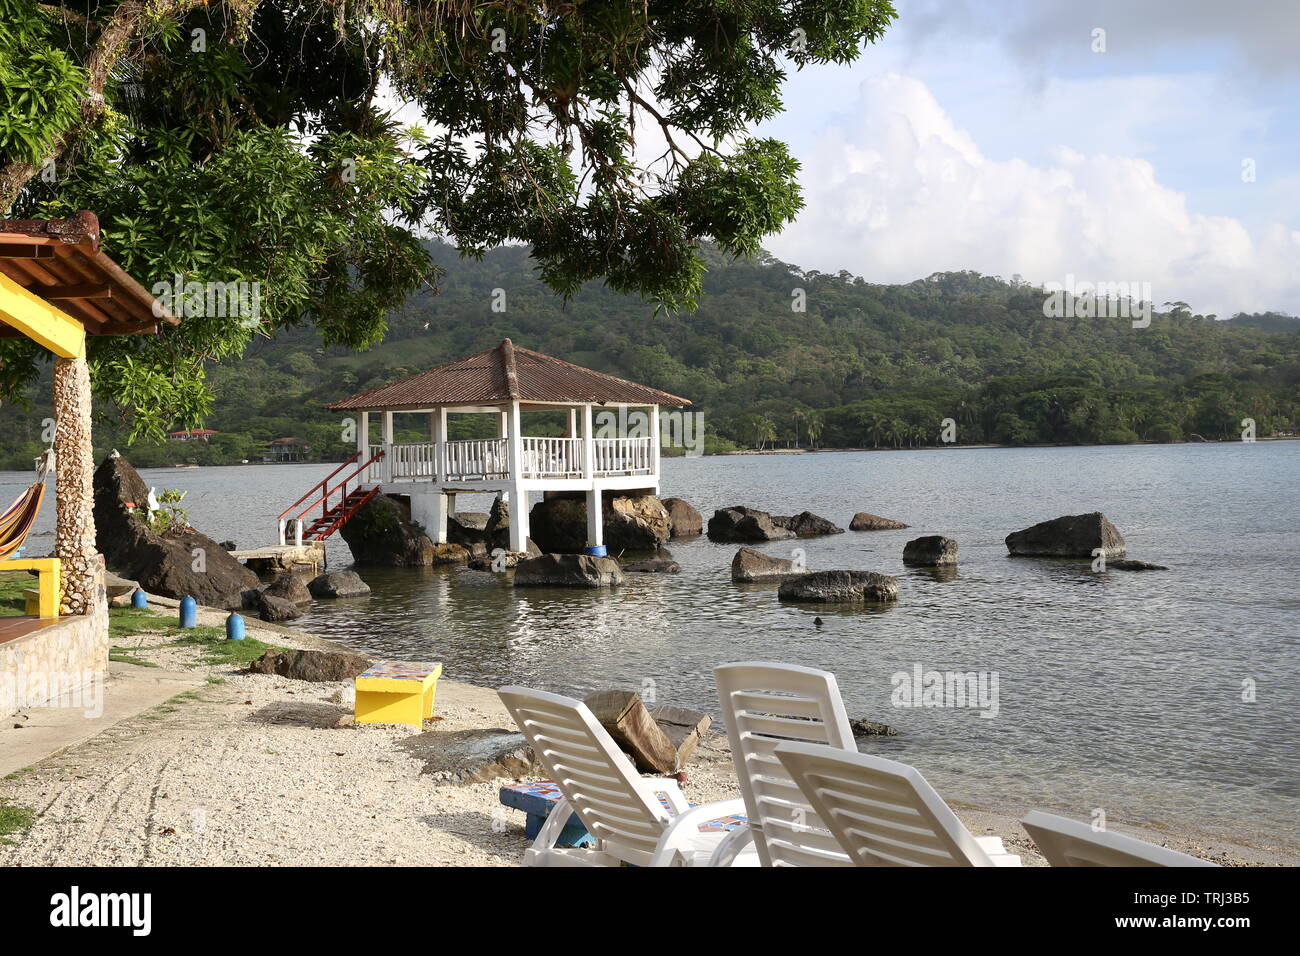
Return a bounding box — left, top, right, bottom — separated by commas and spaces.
513, 553, 624, 588
93, 453, 259, 610
307, 570, 371, 599
660, 497, 703, 537
778, 570, 899, 604
849, 512, 910, 531
446, 512, 490, 548
263, 573, 313, 606
706, 506, 796, 543
1006, 512, 1126, 558
902, 535, 959, 567
247, 648, 372, 682
731, 546, 801, 582
338, 494, 438, 566
622, 557, 681, 574
528, 494, 672, 553
484, 496, 512, 551
772, 511, 844, 537
257, 592, 302, 622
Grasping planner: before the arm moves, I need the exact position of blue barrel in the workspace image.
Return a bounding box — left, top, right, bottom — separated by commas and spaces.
131, 589, 148, 610
225, 613, 245, 641
179, 595, 197, 628
584, 545, 608, 557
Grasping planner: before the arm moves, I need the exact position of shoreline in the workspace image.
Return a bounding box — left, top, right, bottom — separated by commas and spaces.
2, 605, 1293, 867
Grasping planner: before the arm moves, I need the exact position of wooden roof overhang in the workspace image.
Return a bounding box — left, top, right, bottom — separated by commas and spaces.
0, 211, 177, 357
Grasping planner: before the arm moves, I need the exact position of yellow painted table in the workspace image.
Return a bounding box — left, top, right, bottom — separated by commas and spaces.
354, 661, 443, 729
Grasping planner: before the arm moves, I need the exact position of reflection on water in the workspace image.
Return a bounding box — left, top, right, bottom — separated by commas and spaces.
7, 442, 1298, 849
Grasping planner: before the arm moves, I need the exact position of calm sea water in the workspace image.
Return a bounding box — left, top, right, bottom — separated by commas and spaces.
10, 442, 1299, 850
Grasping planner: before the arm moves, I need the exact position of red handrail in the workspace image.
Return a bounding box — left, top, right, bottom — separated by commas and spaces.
291, 449, 385, 527
278, 451, 362, 521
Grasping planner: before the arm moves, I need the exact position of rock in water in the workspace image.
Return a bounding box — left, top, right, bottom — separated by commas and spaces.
1005, 512, 1126, 558
660, 497, 703, 537
247, 648, 372, 682
528, 494, 672, 553
307, 570, 371, 598
849, 512, 910, 531
772, 511, 844, 537
93, 453, 259, 609
513, 553, 624, 587
902, 535, 959, 566
263, 573, 313, 606
257, 592, 303, 622
731, 546, 801, 582
850, 718, 898, 737
338, 494, 446, 566
1108, 559, 1168, 571
778, 570, 899, 604
622, 557, 681, 573
484, 496, 511, 551
707, 506, 796, 543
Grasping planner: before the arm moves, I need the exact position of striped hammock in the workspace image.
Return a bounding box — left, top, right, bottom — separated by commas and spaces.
0, 451, 52, 561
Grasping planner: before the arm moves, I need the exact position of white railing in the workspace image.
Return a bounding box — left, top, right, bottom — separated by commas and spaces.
367, 444, 384, 481
390, 441, 438, 480
443, 438, 509, 481
521, 437, 584, 478
593, 436, 654, 476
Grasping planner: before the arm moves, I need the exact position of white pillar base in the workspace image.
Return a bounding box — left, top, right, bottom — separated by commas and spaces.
509, 487, 530, 552
585, 488, 603, 548
411, 492, 449, 544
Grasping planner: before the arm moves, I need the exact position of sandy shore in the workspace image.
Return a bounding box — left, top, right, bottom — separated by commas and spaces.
1, 616, 1291, 867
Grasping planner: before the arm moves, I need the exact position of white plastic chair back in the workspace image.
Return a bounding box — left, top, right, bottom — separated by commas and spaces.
1022, 810, 1220, 867
498, 686, 670, 866
714, 662, 857, 866
774, 740, 1002, 866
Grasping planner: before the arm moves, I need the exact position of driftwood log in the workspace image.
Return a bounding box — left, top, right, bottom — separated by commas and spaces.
584, 690, 712, 774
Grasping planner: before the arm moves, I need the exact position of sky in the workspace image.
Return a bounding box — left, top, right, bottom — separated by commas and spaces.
747, 0, 1300, 317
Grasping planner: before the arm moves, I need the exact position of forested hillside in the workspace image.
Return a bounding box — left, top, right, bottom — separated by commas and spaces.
2, 241, 1297, 468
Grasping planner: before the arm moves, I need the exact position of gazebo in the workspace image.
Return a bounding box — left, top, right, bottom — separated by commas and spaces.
309, 340, 691, 554
0, 211, 175, 656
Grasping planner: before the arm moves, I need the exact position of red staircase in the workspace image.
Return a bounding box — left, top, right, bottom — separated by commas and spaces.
278, 449, 386, 543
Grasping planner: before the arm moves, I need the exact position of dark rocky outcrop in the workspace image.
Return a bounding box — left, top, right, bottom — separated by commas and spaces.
93, 453, 259, 610
513, 553, 624, 587
467, 541, 542, 571
307, 570, 371, 598
398, 728, 537, 785
778, 570, 899, 604
1107, 559, 1169, 571
902, 535, 959, 567
445, 512, 491, 549
528, 494, 672, 553
731, 546, 801, 582
1006, 512, 1126, 558
247, 648, 372, 682
484, 496, 512, 551
339, 494, 449, 566
263, 573, 312, 606
772, 511, 844, 537
660, 497, 703, 537
851, 718, 898, 737
706, 506, 796, 543
849, 512, 910, 531
257, 592, 303, 622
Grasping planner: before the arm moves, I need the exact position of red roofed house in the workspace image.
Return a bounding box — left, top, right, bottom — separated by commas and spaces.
283, 340, 690, 552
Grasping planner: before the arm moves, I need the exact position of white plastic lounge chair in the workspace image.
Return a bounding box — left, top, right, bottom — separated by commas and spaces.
1021, 810, 1219, 867
498, 686, 752, 866
773, 740, 1022, 866
713, 662, 860, 866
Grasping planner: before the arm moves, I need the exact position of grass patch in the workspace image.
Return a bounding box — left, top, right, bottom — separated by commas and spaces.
109, 650, 159, 668
0, 571, 35, 617
0, 799, 35, 845
108, 605, 281, 667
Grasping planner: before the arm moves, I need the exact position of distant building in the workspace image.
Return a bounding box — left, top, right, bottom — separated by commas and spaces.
266, 437, 312, 462
168, 428, 218, 443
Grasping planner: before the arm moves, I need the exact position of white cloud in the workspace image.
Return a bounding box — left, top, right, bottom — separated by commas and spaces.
767, 74, 1300, 316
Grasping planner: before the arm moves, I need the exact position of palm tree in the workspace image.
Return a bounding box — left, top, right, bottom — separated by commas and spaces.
805, 411, 824, 450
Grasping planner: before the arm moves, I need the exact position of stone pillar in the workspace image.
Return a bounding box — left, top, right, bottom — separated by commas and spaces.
52, 356, 103, 618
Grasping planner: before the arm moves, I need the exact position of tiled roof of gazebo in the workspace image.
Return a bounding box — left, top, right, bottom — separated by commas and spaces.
326, 339, 691, 411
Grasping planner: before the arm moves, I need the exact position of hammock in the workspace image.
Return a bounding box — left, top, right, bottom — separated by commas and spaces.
0, 450, 53, 561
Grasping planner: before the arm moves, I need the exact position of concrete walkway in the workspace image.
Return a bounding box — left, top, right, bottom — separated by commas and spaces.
0, 660, 204, 779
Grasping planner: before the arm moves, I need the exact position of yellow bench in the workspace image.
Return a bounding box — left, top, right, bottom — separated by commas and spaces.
354, 661, 443, 729
0, 557, 61, 617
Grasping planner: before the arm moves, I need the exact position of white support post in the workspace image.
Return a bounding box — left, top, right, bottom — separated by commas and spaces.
431, 407, 447, 483
582, 403, 595, 479
410, 492, 449, 544
649, 404, 660, 478
585, 487, 603, 550
507, 400, 530, 552
568, 407, 577, 438
357, 411, 369, 458
381, 410, 394, 482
